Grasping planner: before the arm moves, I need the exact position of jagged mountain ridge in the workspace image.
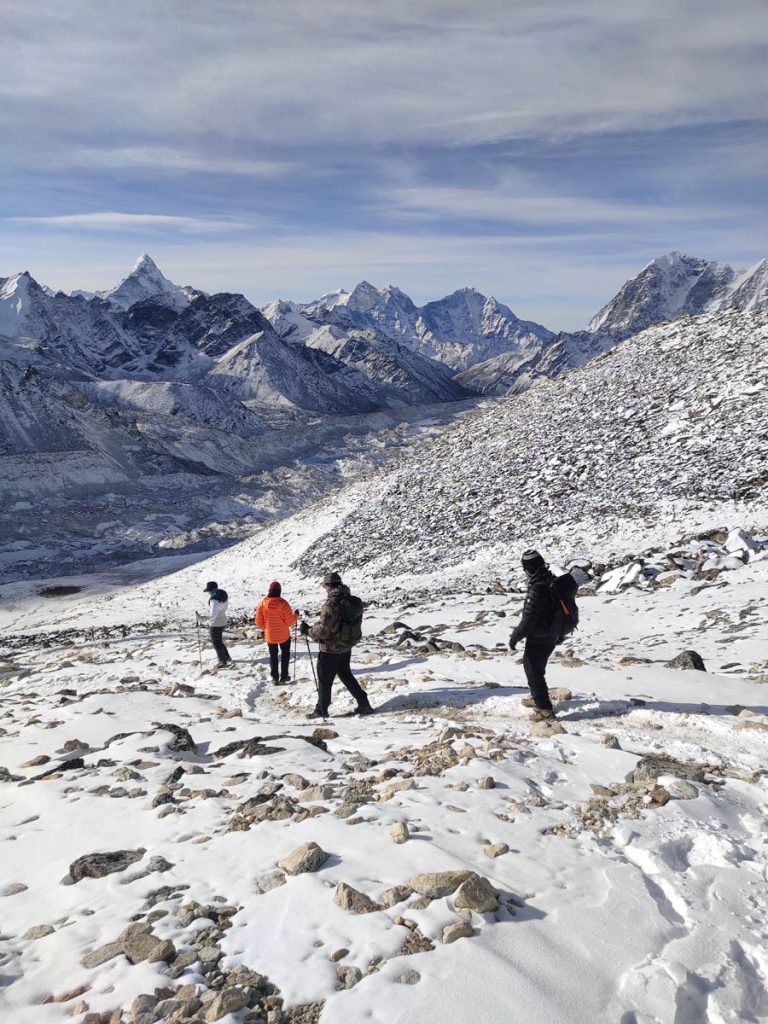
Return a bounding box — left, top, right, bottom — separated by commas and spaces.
588, 251, 768, 335
456, 251, 768, 396
296, 282, 555, 372
295, 307, 768, 586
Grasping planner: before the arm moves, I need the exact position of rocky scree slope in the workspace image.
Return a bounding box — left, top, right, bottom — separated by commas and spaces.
296, 308, 768, 581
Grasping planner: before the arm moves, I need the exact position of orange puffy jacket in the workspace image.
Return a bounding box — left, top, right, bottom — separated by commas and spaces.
255, 596, 299, 644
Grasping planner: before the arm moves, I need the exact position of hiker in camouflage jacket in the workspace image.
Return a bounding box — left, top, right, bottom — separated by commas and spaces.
300, 572, 373, 718
306, 581, 354, 653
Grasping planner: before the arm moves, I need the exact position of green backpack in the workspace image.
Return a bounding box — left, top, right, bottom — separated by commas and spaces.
337, 594, 364, 647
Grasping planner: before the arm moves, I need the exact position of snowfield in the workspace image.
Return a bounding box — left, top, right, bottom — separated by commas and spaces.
1, 501, 767, 1024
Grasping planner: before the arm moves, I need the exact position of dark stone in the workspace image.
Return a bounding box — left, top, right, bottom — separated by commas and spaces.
666, 650, 706, 671
212, 737, 286, 759
69, 849, 146, 882
633, 755, 707, 785
155, 723, 196, 752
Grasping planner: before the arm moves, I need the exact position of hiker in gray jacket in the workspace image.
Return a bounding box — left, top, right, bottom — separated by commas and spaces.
196, 581, 232, 667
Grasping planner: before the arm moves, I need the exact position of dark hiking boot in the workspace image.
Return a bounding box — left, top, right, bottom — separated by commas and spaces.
355, 705, 374, 716
530, 708, 556, 722
271, 676, 280, 685
307, 710, 327, 720
280, 675, 291, 684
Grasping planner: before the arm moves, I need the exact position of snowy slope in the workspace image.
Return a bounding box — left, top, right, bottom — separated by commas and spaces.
304, 327, 471, 405
0, 480, 766, 1024
1, 283, 767, 1024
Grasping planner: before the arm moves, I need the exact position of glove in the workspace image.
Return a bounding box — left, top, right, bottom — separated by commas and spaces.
509, 639, 517, 652
299, 621, 310, 636
294, 608, 300, 615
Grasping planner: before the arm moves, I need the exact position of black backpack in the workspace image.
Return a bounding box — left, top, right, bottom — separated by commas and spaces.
336, 594, 364, 647
550, 573, 579, 643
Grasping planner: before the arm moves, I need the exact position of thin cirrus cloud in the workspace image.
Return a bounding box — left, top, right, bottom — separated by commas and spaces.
68, 147, 291, 178
385, 187, 737, 229
11, 212, 251, 234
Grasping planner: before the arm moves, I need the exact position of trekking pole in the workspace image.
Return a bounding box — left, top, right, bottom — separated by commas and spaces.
195, 619, 203, 670
305, 636, 319, 704
293, 621, 298, 681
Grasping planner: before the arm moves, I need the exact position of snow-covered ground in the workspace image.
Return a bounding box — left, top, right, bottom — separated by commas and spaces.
2, 300, 767, 1024
1, 512, 767, 1023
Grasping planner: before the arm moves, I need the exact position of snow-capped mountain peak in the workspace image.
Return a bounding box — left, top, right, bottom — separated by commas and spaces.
99, 253, 202, 312
0, 271, 47, 336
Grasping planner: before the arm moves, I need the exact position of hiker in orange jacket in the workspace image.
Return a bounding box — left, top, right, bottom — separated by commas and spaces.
255, 581, 300, 684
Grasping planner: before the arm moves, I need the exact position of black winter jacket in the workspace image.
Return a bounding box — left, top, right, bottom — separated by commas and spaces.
509, 567, 557, 647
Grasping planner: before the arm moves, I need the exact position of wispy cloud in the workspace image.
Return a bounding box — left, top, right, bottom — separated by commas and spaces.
68, 147, 290, 177
386, 186, 736, 228
10, 212, 250, 233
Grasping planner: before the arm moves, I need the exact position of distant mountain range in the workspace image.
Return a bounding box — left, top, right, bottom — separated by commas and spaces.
2, 248, 766, 582
2, 249, 767, 471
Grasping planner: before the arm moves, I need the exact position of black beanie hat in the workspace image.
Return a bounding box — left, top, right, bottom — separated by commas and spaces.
204, 581, 218, 593
323, 571, 342, 587
521, 550, 545, 574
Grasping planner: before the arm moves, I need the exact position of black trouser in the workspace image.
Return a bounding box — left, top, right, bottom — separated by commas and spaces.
315, 650, 370, 716
209, 626, 231, 665
523, 639, 556, 710
268, 639, 291, 681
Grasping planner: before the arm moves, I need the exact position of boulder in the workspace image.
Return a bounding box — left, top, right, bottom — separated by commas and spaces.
530, 720, 566, 737
666, 779, 699, 800
442, 920, 474, 943
333, 882, 380, 914
155, 723, 197, 753
277, 842, 329, 875
391, 822, 409, 844
335, 964, 362, 989
396, 969, 421, 985
69, 849, 145, 882
633, 754, 706, 784
379, 884, 414, 908
1, 882, 28, 896
257, 871, 287, 893
205, 988, 250, 1021
666, 650, 706, 671
454, 875, 498, 913
81, 942, 124, 969
123, 933, 176, 965
407, 870, 471, 899
549, 687, 572, 702
483, 843, 509, 859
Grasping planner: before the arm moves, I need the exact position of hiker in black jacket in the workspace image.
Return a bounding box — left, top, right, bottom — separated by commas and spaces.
509, 550, 558, 721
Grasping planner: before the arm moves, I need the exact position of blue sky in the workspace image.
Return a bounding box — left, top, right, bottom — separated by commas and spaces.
1, 0, 766, 330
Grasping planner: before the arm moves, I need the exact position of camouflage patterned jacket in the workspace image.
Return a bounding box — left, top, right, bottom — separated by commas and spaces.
309, 584, 351, 653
